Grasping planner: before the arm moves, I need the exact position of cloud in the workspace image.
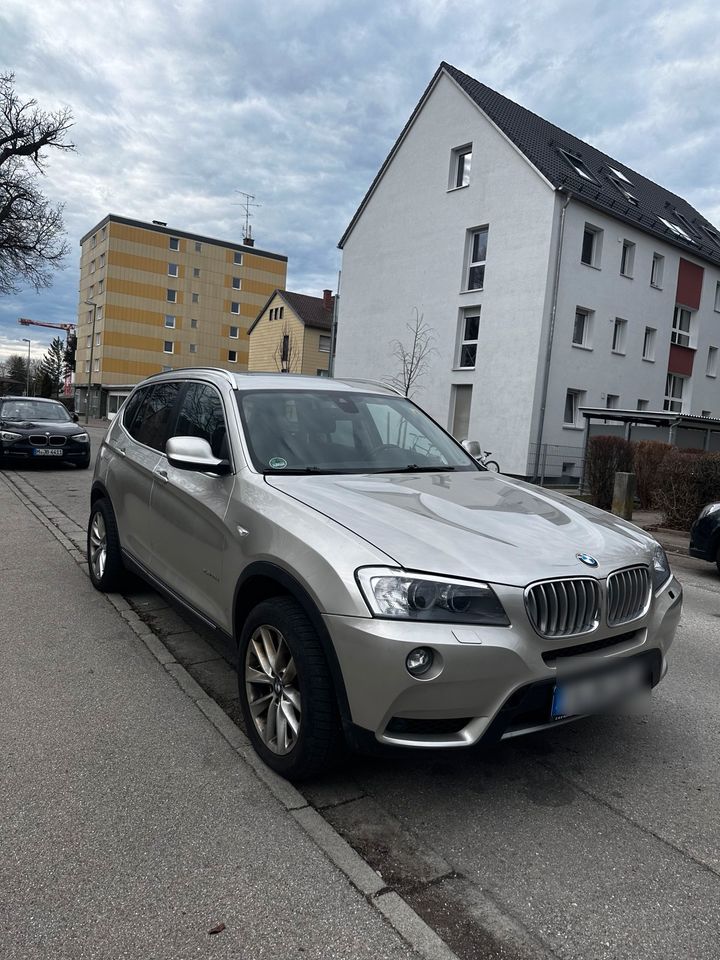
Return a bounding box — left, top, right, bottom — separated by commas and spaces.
1, 0, 720, 359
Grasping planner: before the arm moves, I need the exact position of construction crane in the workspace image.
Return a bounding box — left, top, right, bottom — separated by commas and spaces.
18, 317, 77, 397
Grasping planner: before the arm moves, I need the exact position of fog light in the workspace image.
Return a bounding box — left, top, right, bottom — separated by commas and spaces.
406, 647, 434, 677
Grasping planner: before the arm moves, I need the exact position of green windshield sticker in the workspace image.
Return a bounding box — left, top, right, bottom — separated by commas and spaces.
268, 457, 288, 470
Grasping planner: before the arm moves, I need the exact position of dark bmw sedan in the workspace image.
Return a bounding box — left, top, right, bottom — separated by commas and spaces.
689, 502, 720, 576
0, 397, 91, 468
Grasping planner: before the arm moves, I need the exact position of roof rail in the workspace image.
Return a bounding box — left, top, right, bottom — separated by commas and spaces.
337, 377, 404, 397
145, 366, 237, 386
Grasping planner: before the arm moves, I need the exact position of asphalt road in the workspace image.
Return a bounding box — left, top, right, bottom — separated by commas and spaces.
4, 432, 720, 960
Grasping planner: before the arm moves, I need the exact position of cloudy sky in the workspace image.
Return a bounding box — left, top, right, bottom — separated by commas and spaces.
1, 0, 719, 362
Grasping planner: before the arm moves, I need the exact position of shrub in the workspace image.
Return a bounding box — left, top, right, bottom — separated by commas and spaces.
585, 435, 634, 510
655, 451, 720, 530
633, 440, 673, 509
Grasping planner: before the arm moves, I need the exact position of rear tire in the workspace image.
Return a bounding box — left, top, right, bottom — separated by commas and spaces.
87, 498, 125, 592
238, 597, 343, 781
484, 460, 500, 472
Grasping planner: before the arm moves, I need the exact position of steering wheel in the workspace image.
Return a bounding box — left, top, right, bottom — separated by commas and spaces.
367, 443, 399, 458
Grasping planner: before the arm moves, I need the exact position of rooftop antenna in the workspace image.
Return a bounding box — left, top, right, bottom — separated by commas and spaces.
235, 191, 261, 246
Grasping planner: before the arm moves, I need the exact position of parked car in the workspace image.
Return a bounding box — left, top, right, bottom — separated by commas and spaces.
87, 369, 683, 780
689, 502, 720, 575
0, 396, 91, 468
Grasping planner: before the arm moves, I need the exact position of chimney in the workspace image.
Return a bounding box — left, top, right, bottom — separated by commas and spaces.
323, 289, 332, 310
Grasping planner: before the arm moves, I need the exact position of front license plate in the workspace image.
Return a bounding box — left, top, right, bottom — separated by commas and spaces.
551, 659, 648, 720
33, 448, 63, 457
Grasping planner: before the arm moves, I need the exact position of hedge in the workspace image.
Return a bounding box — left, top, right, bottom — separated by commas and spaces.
585, 435, 634, 510
654, 451, 720, 530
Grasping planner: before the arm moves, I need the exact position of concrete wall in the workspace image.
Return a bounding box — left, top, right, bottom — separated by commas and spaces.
334, 71, 557, 475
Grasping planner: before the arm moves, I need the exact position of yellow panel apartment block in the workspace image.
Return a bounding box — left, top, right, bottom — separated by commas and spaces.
75, 214, 288, 417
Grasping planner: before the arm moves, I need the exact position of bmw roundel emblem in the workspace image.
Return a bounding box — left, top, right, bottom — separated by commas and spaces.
576, 553, 598, 567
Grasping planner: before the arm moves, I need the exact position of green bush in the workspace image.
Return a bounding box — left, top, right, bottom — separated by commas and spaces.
586, 435, 634, 510
633, 440, 673, 509
655, 451, 720, 530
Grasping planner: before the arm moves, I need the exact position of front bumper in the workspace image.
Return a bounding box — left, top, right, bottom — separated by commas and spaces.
1, 440, 90, 464
325, 575, 683, 748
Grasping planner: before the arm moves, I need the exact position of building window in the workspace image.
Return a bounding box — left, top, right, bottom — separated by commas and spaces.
715, 282, 720, 312
91, 233, 97, 248
279, 306, 284, 319
651, 253, 664, 288
608, 176, 639, 206
664, 374, 686, 413
99, 253, 105, 268
451, 145, 472, 189
194, 241, 202, 252
620, 240, 635, 277
231, 302, 240, 314
672, 306, 692, 347
191, 318, 198, 329
466, 227, 488, 291
97, 306, 103, 321
572, 308, 592, 348
612, 317, 627, 354
94, 358, 100, 372
232, 277, 241, 289
189, 343, 197, 354
233, 252, 243, 265
606, 394, 619, 409
97, 279, 104, 294
707, 346, 718, 377
657, 216, 695, 243
95, 333, 101, 346
637, 399, 649, 411
193, 267, 200, 278
642, 327, 656, 361
229, 326, 239, 338
559, 149, 597, 182
192, 292, 199, 304
228, 350, 237, 363
163, 341, 174, 354
90, 259, 96, 274
581, 224, 602, 267
168, 262, 179, 277
317, 368, 329, 377
101, 226, 106, 240
169, 237, 179, 250
167, 289, 177, 303
319, 335, 332, 353
458, 312, 480, 367
165, 315, 176, 328
88, 284, 94, 298
86, 335, 91, 348
85, 360, 90, 373
564, 389, 586, 427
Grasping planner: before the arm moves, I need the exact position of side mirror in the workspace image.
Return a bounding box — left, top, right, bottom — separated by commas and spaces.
166, 436, 232, 475
72, 413, 79, 423
462, 439, 482, 459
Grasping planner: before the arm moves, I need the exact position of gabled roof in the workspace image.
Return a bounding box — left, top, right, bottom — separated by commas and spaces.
248, 289, 335, 335
339, 62, 720, 268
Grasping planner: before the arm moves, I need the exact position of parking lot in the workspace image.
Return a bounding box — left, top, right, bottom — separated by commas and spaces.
3, 431, 720, 960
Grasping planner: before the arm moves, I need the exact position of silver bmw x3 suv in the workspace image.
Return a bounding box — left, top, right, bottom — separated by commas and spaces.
88, 368, 682, 780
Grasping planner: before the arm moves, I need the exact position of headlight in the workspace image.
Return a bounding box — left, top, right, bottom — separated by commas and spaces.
356, 568, 509, 625
651, 545, 671, 592
0, 430, 22, 443
699, 502, 720, 519
72, 432, 90, 443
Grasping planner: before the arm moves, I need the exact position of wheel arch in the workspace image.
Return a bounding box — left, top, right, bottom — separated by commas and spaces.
233, 562, 352, 725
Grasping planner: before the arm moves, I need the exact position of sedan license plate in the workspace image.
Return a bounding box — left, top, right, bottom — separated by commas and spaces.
33, 448, 63, 457
551, 659, 648, 720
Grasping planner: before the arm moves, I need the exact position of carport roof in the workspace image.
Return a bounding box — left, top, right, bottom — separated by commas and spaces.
580, 408, 720, 430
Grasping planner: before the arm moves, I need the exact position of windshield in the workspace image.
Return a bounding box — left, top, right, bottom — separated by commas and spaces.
0, 400, 71, 423
236, 389, 478, 474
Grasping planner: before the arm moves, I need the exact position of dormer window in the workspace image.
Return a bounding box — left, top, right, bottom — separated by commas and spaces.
607, 166, 633, 185
657, 216, 696, 243
559, 149, 597, 183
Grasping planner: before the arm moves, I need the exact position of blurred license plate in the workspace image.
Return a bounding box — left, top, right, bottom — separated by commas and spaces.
33, 448, 63, 457
551, 659, 648, 720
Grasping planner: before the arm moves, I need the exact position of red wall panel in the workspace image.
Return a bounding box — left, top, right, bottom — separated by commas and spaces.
668, 344, 695, 376
676, 258, 704, 310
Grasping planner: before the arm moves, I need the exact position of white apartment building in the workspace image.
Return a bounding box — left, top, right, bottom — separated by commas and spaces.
334, 62, 720, 477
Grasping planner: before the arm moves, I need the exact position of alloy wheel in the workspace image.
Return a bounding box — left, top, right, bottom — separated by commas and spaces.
245, 624, 301, 755
89, 511, 107, 581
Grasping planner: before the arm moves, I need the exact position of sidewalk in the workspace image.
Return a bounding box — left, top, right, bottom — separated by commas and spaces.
0, 479, 419, 960
631, 509, 691, 556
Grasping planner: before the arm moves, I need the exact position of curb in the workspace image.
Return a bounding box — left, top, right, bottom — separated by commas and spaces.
0, 470, 461, 960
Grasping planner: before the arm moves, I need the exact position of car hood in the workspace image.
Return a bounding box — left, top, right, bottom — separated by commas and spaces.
265, 471, 658, 586
0, 419, 81, 435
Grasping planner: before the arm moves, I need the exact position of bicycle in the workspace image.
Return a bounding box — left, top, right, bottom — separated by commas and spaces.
477, 450, 500, 472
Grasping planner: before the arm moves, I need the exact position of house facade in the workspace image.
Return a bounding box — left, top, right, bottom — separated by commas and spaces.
247, 289, 335, 376
334, 63, 720, 477
74, 215, 287, 417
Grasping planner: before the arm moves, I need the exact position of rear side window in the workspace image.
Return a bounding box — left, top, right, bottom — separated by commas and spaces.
172, 383, 229, 459
125, 382, 182, 451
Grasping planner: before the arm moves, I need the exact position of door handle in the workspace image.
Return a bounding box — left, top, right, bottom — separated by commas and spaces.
156, 469, 169, 483
116, 447, 127, 458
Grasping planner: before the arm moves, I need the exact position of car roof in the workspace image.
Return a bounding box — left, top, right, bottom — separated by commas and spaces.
1, 396, 65, 403
138, 368, 402, 397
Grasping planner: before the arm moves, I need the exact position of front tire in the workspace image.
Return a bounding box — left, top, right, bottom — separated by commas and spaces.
87, 498, 125, 591
238, 597, 342, 781
484, 460, 500, 472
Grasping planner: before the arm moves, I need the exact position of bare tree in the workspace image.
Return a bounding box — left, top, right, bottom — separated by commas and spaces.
0, 73, 75, 295
274, 322, 300, 374
386, 308, 436, 397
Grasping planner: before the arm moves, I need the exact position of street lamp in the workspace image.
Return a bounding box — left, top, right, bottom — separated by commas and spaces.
84, 299, 98, 425
21, 338, 31, 396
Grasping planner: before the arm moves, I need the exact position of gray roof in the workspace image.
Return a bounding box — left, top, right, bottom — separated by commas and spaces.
340, 62, 720, 267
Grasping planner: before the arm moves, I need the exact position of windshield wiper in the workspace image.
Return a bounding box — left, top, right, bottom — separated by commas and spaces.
264, 466, 336, 475
371, 464, 457, 473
